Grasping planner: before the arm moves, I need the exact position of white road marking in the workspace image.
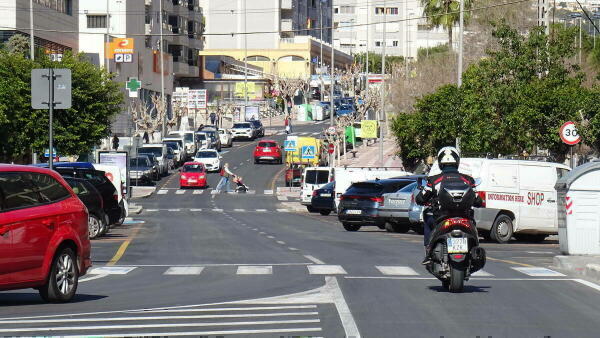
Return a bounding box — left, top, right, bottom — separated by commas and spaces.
212, 208, 224, 212
276, 241, 286, 245
193, 190, 204, 195
375, 266, 419, 276
233, 209, 246, 212
252, 228, 258, 231
256, 209, 268, 212
164, 267, 204, 275
277, 209, 290, 212
471, 270, 494, 277
146, 209, 159, 212
168, 209, 181, 212
157, 190, 168, 195
79, 274, 109, 283
0, 319, 321, 333
267, 235, 275, 239
247, 190, 256, 194
304, 255, 326, 265
140, 305, 318, 314
236, 265, 273, 275
264, 190, 274, 195
190, 208, 203, 212
311, 132, 320, 136
512, 267, 566, 277
288, 247, 299, 251
210, 190, 219, 195
233, 166, 238, 169
88, 266, 136, 275
308, 265, 347, 275
51, 328, 322, 337
526, 251, 554, 254
246, 159, 251, 161
300, 132, 309, 135
259, 232, 266, 235
574, 279, 600, 292
175, 190, 185, 194
277, 196, 288, 201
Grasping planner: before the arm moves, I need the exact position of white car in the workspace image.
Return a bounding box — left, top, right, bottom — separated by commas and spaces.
195, 132, 211, 150
139, 144, 169, 176
193, 149, 221, 172
231, 122, 255, 140
218, 128, 233, 147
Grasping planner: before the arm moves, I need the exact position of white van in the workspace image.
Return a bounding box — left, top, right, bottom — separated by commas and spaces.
429, 158, 571, 243
92, 163, 128, 225
301, 167, 334, 206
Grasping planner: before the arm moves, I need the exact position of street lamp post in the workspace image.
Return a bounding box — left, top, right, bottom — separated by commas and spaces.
365, 4, 369, 96
243, 0, 248, 122
105, 0, 110, 73
29, 0, 34, 60
159, 0, 166, 137
320, 0, 324, 102
379, 0, 386, 166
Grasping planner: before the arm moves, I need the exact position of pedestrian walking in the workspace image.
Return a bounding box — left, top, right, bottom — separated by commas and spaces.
112, 135, 119, 150
209, 112, 217, 125
284, 117, 290, 134
215, 163, 234, 193
288, 116, 293, 134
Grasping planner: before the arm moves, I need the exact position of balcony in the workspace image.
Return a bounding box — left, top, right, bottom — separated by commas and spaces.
281, 0, 292, 10
281, 19, 292, 32
173, 59, 190, 77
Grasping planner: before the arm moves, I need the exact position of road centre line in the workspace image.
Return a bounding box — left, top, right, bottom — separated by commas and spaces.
47, 328, 323, 338
0, 319, 321, 333
106, 224, 143, 266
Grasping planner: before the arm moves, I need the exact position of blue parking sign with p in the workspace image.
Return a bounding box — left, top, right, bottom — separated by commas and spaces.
284, 140, 297, 151
301, 145, 316, 159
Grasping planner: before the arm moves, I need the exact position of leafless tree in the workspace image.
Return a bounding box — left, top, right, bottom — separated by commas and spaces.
274, 77, 305, 116
130, 96, 163, 142
355, 87, 381, 120
339, 64, 361, 96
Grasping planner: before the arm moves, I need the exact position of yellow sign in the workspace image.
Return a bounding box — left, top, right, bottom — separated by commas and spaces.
361, 120, 378, 139
235, 82, 256, 98
105, 38, 134, 59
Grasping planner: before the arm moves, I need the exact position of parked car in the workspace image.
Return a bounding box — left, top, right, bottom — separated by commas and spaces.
193, 149, 222, 172
218, 128, 233, 147
129, 156, 155, 184
139, 144, 169, 176
54, 167, 122, 230
285, 163, 305, 187
254, 140, 283, 164
249, 120, 265, 138
428, 158, 571, 243
336, 104, 355, 117
203, 130, 222, 151
195, 132, 211, 150
139, 154, 161, 180
64, 177, 107, 239
231, 122, 255, 140
0, 164, 91, 302
163, 138, 185, 165
310, 181, 336, 216
338, 179, 416, 232
168, 131, 197, 158
378, 181, 420, 233
179, 162, 208, 189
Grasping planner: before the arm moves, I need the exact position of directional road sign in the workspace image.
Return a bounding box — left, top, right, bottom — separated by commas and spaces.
284, 139, 297, 152
301, 145, 316, 159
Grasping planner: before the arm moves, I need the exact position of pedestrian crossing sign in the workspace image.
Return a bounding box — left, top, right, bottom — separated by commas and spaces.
284, 140, 297, 152
301, 145, 316, 159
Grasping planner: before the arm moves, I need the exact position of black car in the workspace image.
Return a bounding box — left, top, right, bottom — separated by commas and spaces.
338, 179, 416, 232
64, 177, 107, 239
250, 120, 265, 138
311, 181, 335, 216
54, 167, 122, 227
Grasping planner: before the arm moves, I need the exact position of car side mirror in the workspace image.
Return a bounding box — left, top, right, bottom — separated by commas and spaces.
474, 178, 482, 187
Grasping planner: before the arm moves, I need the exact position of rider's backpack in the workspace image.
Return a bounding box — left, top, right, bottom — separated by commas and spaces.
436, 173, 476, 213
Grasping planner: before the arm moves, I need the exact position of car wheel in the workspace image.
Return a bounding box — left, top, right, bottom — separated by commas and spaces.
412, 224, 424, 235
39, 247, 79, 303
514, 234, 547, 243
343, 223, 361, 231
254, 159, 259, 164
376, 222, 386, 230
88, 214, 101, 239
490, 214, 514, 244
307, 205, 317, 213
386, 222, 410, 233
319, 210, 331, 216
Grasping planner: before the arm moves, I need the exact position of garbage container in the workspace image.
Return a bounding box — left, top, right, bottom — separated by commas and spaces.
555, 159, 600, 255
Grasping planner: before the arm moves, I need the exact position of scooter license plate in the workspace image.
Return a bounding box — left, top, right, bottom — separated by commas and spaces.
447, 238, 468, 253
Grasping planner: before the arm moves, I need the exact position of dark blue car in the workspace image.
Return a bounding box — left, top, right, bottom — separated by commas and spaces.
311, 181, 335, 216
336, 104, 355, 117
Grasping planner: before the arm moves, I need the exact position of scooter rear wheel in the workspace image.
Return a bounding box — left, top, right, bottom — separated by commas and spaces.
449, 266, 465, 293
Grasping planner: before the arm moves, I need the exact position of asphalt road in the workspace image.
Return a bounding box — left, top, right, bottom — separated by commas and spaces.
2, 120, 600, 337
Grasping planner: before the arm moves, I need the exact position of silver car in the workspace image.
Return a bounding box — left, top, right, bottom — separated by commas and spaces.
378, 181, 417, 233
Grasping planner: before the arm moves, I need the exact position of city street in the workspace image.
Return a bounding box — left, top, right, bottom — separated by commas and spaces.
2, 122, 600, 338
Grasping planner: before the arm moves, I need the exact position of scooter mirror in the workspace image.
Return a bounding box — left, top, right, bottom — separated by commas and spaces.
418, 178, 427, 189
474, 178, 482, 187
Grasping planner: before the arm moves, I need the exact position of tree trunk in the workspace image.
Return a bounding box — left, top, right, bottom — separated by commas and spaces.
448, 25, 453, 49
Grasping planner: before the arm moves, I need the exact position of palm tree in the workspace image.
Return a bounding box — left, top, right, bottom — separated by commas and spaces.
420, 0, 472, 48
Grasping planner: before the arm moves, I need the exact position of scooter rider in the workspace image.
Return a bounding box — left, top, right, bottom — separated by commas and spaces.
416, 146, 483, 265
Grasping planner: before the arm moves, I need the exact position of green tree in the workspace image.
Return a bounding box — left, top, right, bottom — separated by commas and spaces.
420, 0, 473, 47
353, 52, 404, 74
5, 34, 30, 56
0, 51, 123, 163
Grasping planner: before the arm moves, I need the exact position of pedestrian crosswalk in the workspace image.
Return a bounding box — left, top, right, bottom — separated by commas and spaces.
272, 131, 321, 136
86, 264, 566, 279
155, 188, 288, 197
143, 208, 295, 213
0, 304, 324, 337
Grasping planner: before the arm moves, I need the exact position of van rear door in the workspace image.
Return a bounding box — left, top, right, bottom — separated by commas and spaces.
518, 164, 559, 232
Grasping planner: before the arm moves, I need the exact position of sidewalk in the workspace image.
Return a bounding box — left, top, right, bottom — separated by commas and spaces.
339, 137, 403, 168
553, 255, 600, 281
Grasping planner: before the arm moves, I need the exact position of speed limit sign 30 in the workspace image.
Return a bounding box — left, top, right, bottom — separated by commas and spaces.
560, 121, 581, 145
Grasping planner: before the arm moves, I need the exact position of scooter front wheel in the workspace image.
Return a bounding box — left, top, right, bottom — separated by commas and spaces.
449, 265, 465, 293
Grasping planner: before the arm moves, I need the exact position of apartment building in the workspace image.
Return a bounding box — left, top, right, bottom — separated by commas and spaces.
333, 0, 450, 59
79, 0, 204, 135
0, 0, 78, 56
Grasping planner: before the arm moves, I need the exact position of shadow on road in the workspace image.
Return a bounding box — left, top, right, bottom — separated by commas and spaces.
427, 285, 491, 293
0, 293, 107, 306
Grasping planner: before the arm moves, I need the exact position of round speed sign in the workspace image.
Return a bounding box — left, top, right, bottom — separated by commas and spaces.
326, 126, 337, 135
560, 121, 581, 145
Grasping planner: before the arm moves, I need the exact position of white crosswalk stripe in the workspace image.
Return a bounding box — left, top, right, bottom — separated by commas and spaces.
236, 266, 273, 275
276, 209, 290, 212
511, 267, 565, 277
233, 209, 246, 212
256, 209, 268, 212
471, 270, 494, 277
307, 265, 347, 275
164, 267, 204, 275
277, 196, 288, 201
157, 189, 168, 195
193, 190, 204, 195
190, 208, 203, 212
176, 190, 186, 194
89, 266, 136, 275
264, 189, 274, 195
376, 266, 419, 276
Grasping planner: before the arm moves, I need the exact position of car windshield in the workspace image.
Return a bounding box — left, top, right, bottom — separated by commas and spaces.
346, 182, 383, 195
305, 170, 330, 185
259, 142, 277, 147
383, 180, 415, 193
251, 121, 261, 127
129, 157, 150, 167
233, 123, 251, 129
398, 182, 417, 193
218, 129, 225, 134
196, 151, 217, 158
164, 142, 178, 150
182, 164, 204, 172
139, 147, 162, 157
196, 134, 207, 140
340, 104, 352, 110
321, 181, 335, 190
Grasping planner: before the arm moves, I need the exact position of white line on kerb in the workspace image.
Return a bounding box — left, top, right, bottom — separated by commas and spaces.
304, 255, 325, 265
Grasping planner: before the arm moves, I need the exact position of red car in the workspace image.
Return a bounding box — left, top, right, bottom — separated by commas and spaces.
179, 162, 208, 188
0, 164, 91, 302
254, 140, 283, 164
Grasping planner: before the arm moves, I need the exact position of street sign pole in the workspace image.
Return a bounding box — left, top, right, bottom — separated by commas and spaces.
48, 68, 54, 170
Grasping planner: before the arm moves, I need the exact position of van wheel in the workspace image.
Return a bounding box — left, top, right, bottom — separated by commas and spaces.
343, 223, 361, 231
39, 247, 79, 302
490, 214, 513, 244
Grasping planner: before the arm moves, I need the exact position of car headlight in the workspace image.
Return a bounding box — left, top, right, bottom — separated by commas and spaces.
181, 175, 187, 179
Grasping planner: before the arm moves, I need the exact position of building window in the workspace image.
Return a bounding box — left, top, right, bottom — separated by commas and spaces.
340, 6, 355, 14
392, 40, 399, 47
279, 55, 305, 62
34, 0, 73, 15
245, 55, 270, 61
334, 7, 339, 14
375, 7, 399, 15
87, 15, 107, 29
375, 41, 382, 47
